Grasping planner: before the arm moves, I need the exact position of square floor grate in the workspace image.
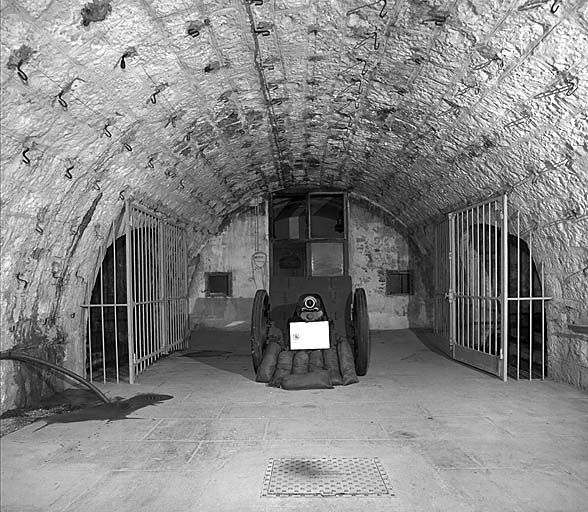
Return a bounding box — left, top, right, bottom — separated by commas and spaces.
261, 457, 393, 497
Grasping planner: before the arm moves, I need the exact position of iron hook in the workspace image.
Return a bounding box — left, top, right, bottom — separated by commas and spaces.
65, 165, 74, 179
119, 189, 126, 200
103, 123, 112, 137
185, 131, 192, 142
22, 148, 31, 164
147, 157, 155, 168
16, 273, 29, 289
150, 90, 160, 104
565, 77, 578, 96
124, 143, 133, 151
551, 0, 561, 13
254, 26, 271, 36
57, 91, 68, 110
379, 0, 388, 17
16, 60, 28, 83
35, 224, 44, 234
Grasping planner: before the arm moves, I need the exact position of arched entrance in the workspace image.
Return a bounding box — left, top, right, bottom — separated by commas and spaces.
82, 203, 190, 383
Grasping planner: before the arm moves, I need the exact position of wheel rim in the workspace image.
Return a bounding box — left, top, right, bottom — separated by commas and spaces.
251, 290, 269, 372
353, 287, 370, 376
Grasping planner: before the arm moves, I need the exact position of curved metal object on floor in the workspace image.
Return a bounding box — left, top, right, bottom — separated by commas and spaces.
250, 289, 270, 372
352, 287, 370, 376
0, 351, 111, 404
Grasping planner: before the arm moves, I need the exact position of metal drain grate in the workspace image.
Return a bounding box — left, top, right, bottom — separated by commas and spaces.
261, 457, 393, 497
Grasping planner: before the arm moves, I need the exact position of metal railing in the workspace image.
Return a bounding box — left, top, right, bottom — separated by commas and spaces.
82, 202, 189, 383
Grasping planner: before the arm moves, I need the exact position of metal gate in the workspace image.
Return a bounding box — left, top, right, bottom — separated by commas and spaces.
433, 217, 450, 339
446, 194, 550, 381
82, 202, 189, 384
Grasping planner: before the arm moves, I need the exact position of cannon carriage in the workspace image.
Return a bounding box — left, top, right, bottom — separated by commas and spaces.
250, 275, 370, 382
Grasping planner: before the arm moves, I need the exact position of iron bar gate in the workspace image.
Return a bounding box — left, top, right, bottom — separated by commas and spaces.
82, 202, 189, 384
444, 194, 550, 381
433, 218, 450, 339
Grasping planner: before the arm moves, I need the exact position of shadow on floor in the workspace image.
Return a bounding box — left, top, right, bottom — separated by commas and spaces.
180, 328, 256, 381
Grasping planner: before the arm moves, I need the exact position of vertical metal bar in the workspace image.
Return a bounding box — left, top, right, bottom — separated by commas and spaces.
183, 226, 189, 346
517, 211, 521, 380
482, 202, 487, 353
150, 214, 155, 363
476, 205, 480, 351
494, 200, 499, 356
159, 218, 166, 354
488, 204, 492, 354
541, 262, 545, 380
135, 210, 141, 374
529, 230, 533, 380
448, 214, 456, 352
99, 244, 106, 383
501, 194, 509, 381
142, 213, 147, 365
125, 202, 135, 384
147, 213, 152, 364
87, 308, 93, 382
113, 224, 120, 383
140, 212, 146, 371
465, 209, 469, 349
160, 221, 167, 353
460, 211, 464, 348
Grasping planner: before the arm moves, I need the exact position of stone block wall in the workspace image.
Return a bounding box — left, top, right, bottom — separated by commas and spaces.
189, 195, 433, 331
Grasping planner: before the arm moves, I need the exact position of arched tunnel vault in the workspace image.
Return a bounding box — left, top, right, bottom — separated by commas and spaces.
1, 0, 587, 409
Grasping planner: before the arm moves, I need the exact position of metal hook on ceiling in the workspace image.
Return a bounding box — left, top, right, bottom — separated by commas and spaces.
379, 0, 388, 17
16, 273, 29, 289
57, 90, 68, 110
254, 26, 270, 36
165, 115, 177, 128
16, 61, 28, 83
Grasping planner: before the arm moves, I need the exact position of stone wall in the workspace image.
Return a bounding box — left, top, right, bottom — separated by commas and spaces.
189, 204, 269, 330
189, 195, 433, 330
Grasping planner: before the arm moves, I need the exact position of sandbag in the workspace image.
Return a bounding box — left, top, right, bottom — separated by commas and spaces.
337, 340, 359, 385
281, 369, 333, 390
322, 348, 343, 386
256, 342, 282, 383
292, 350, 309, 374
267, 322, 285, 347
308, 350, 324, 372
268, 350, 294, 388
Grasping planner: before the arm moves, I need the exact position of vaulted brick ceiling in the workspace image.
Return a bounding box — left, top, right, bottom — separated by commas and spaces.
1, 0, 587, 234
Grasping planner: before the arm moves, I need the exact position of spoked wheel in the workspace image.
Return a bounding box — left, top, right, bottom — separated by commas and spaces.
250, 289, 270, 372
352, 287, 370, 376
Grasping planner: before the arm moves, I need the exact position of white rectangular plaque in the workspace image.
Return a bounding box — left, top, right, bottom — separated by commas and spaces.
289, 321, 330, 350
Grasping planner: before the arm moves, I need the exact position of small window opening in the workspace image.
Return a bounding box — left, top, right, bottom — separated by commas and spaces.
386, 270, 413, 295
206, 272, 232, 297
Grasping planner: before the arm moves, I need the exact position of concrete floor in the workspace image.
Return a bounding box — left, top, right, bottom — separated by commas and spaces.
1, 329, 587, 512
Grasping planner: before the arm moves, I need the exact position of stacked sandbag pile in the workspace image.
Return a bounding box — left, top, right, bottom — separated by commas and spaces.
256, 334, 359, 390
